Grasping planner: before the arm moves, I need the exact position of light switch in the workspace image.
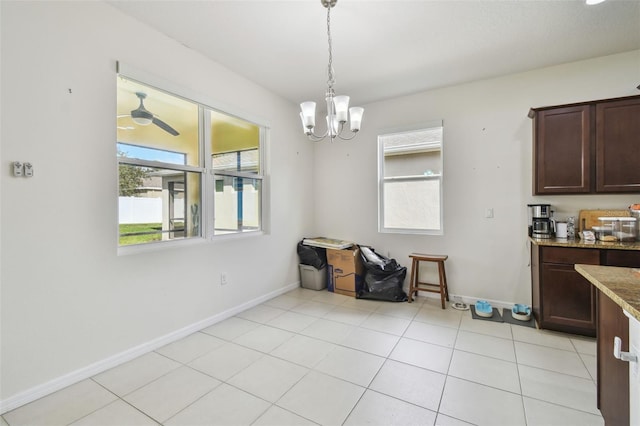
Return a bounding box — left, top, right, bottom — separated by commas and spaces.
485, 208, 494, 218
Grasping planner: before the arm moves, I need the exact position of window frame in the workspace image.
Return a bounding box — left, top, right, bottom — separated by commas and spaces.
116, 62, 269, 255
377, 121, 444, 235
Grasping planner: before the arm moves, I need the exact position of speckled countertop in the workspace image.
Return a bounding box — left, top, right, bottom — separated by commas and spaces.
530, 237, 640, 251
575, 264, 640, 322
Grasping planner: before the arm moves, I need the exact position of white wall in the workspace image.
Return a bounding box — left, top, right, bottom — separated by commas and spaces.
0, 1, 314, 407
314, 50, 640, 305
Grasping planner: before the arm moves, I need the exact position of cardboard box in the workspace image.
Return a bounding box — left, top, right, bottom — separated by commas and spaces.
326, 245, 364, 297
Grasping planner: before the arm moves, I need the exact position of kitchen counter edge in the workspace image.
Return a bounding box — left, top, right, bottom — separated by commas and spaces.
575, 264, 640, 322
529, 237, 640, 250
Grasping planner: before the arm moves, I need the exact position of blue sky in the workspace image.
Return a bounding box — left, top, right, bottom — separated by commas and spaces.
117, 142, 185, 165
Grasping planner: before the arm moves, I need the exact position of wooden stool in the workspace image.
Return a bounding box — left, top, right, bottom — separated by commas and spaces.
408, 253, 449, 309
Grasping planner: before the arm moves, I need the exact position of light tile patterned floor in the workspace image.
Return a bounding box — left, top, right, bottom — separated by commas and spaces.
2, 288, 604, 426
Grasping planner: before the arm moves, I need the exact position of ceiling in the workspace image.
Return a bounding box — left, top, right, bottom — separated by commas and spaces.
109, 0, 640, 107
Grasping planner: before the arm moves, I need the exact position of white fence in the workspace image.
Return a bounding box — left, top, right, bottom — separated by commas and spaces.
119, 197, 183, 224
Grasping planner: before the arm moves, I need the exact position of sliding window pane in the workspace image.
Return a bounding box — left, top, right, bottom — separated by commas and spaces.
383, 179, 441, 230
118, 166, 201, 246
213, 175, 261, 235
210, 110, 260, 174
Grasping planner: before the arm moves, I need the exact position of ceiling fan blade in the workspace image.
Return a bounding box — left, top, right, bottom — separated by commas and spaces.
152, 117, 180, 136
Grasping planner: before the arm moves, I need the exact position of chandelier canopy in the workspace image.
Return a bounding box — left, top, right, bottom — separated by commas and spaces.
299, 0, 364, 141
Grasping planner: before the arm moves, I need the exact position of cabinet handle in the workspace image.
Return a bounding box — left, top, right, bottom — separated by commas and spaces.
613, 336, 638, 363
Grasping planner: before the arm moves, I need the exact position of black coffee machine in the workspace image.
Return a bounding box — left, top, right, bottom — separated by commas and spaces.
527, 204, 554, 238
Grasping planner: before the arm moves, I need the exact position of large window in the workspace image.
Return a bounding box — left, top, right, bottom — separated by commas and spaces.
117, 70, 265, 249
378, 122, 443, 234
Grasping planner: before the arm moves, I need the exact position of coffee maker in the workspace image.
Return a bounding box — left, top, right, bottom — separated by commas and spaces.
528, 204, 554, 238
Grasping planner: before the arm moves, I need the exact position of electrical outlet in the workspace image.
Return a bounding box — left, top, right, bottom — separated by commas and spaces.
220, 273, 227, 285
13, 161, 23, 177
24, 162, 33, 177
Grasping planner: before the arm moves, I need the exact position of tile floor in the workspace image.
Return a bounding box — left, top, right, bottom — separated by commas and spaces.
2, 288, 604, 426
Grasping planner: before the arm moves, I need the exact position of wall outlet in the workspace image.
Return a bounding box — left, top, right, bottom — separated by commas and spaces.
24, 162, 33, 177
13, 161, 23, 177
220, 273, 227, 285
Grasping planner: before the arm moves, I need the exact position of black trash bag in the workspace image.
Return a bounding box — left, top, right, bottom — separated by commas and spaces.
357, 247, 408, 302
297, 240, 327, 270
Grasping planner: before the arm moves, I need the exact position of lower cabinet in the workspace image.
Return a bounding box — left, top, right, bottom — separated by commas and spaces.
532, 245, 640, 336
597, 289, 629, 425
532, 246, 599, 336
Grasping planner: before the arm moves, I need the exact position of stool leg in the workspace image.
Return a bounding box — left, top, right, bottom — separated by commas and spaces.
441, 262, 449, 302
408, 259, 417, 303
438, 261, 446, 309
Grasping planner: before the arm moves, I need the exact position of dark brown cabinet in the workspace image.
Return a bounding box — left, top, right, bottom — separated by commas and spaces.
596, 289, 629, 426
532, 105, 592, 194
532, 246, 598, 336
531, 245, 640, 337
530, 95, 640, 195
596, 97, 640, 193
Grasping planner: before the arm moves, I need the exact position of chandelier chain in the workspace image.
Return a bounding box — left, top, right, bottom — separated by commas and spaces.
326, 5, 335, 89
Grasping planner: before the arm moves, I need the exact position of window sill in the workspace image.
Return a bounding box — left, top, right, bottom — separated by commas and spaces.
117, 237, 209, 256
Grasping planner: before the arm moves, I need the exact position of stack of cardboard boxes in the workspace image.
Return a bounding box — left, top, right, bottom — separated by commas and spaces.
298, 238, 364, 297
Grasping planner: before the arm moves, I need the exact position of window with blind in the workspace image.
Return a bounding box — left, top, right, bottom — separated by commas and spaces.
378, 122, 443, 234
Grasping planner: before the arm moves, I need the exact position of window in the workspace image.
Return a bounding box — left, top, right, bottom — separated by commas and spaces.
378, 122, 443, 234
117, 70, 265, 248
210, 110, 262, 235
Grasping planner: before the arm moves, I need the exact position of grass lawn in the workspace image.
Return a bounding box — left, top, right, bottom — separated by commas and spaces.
119, 223, 162, 245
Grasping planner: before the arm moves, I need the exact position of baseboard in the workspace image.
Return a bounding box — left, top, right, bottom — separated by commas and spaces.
0, 281, 300, 414
419, 292, 522, 311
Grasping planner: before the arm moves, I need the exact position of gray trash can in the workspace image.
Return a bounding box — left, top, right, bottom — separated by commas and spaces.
299, 264, 327, 290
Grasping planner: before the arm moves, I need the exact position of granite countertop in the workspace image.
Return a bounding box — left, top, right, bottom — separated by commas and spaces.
530, 237, 640, 251
575, 264, 640, 322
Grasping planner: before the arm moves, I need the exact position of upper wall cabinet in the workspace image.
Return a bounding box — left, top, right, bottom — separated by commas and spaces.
529, 95, 640, 195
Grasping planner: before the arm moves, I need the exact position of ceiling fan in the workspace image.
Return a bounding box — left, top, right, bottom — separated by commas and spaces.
123, 92, 180, 136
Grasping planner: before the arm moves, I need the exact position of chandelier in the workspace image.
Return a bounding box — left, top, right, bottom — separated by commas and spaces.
299, 0, 364, 141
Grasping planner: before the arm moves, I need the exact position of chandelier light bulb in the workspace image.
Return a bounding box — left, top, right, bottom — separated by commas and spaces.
349, 107, 364, 132
300, 102, 317, 129
333, 95, 350, 122
299, 113, 312, 134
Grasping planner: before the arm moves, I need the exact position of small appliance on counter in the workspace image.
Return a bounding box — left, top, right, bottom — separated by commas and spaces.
528, 204, 554, 238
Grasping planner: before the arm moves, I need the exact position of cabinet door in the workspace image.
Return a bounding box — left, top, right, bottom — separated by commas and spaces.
534, 105, 592, 194
596, 97, 640, 192
541, 263, 596, 335
597, 290, 629, 425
